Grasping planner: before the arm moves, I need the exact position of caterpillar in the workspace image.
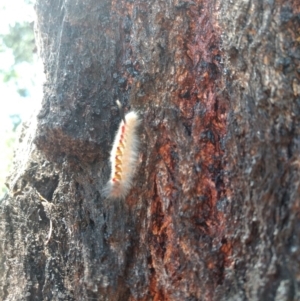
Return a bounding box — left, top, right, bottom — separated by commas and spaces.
103, 108, 140, 199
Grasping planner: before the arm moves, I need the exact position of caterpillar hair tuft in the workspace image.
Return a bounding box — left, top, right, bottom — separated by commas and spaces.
103, 111, 140, 199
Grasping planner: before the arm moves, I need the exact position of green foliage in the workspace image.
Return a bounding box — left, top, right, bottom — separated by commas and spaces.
0, 21, 35, 91
1, 68, 17, 83
24, 0, 34, 4
0, 2, 37, 199
1, 22, 35, 64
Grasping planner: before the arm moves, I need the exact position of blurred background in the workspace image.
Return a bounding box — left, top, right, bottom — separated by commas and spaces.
0, 0, 43, 199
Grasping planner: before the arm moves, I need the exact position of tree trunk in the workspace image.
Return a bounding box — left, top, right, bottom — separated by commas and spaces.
1, 0, 299, 300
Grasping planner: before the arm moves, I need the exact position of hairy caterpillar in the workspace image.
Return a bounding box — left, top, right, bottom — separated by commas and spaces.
103, 109, 140, 199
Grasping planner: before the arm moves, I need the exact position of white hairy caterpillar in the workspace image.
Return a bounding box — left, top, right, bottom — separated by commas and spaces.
103, 108, 140, 199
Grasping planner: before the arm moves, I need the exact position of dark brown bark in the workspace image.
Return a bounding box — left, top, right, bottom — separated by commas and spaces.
1, 0, 299, 300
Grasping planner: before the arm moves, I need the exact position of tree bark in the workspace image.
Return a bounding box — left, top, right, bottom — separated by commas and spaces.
1, 0, 300, 300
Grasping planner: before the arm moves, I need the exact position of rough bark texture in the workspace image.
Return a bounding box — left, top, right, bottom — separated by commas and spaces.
1, 0, 300, 300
